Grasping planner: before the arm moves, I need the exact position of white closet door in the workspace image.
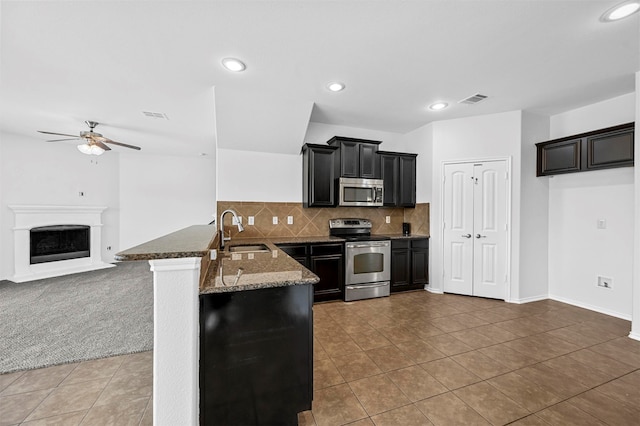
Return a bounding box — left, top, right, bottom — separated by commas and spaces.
442, 160, 509, 300
443, 163, 474, 295
472, 162, 508, 299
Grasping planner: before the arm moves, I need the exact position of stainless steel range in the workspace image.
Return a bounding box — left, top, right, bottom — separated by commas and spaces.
329, 218, 391, 302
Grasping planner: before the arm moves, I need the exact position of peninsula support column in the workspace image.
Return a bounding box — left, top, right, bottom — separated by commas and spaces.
149, 257, 201, 425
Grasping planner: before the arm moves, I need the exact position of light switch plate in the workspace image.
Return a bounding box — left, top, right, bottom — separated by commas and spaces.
287, 216, 293, 225
248, 216, 255, 225
597, 219, 606, 229
272, 216, 278, 225
385, 216, 391, 224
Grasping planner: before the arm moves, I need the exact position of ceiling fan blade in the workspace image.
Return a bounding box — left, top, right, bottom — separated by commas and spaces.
94, 140, 112, 151
46, 138, 81, 142
104, 139, 142, 150
38, 130, 79, 138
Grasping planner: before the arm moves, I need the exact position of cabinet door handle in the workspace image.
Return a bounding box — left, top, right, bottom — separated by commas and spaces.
461, 234, 472, 238
476, 234, 486, 239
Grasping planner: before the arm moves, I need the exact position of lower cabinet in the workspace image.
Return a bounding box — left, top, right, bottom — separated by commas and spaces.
391, 238, 428, 292
277, 242, 344, 302
199, 284, 313, 425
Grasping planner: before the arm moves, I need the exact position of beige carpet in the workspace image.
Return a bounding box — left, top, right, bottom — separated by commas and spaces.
0, 261, 153, 374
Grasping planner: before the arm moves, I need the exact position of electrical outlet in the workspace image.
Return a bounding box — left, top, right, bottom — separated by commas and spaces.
106, 246, 111, 251
597, 276, 613, 289
385, 216, 391, 224
272, 216, 278, 225
78, 191, 85, 197
287, 216, 294, 225
597, 219, 607, 229
248, 216, 255, 225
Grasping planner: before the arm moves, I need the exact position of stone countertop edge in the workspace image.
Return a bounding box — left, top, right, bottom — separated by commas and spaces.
114, 224, 217, 261
201, 240, 319, 295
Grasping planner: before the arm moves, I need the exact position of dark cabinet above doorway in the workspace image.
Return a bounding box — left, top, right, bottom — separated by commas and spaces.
536, 122, 634, 177
327, 136, 381, 178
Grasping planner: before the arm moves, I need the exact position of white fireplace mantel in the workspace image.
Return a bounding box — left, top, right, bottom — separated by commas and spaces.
9, 205, 114, 282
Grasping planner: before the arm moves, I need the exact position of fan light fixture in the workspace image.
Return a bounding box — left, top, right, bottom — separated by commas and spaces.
77, 143, 105, 156
221, 57, 246, 72
428, 102, 448, 111
601, 0, 640, 21
327, 82, 346, 92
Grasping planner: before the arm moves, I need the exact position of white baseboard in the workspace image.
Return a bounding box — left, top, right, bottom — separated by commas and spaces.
507, 294, 549, 304
629, 331, 640, 341
11, 262, 115, 283
549, 294, 632, 321
426, 285, 443, 294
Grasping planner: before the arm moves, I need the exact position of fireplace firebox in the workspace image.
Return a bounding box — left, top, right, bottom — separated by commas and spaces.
30, 225, 90, 264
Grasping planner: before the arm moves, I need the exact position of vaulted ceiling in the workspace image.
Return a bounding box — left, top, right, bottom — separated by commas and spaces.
1, 1, 638, 156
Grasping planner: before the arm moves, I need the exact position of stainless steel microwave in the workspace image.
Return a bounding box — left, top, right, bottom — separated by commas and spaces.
338, 177, 384, 207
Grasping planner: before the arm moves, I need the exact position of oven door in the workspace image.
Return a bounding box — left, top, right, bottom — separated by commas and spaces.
345, 241, 391, 285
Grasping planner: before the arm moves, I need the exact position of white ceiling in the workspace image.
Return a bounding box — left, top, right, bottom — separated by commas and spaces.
1, 1, 638, 156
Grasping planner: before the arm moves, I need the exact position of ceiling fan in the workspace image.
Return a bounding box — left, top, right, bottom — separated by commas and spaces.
38, 121, 141, 155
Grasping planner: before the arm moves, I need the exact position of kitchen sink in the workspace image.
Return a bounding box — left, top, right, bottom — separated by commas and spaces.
228, 244, 271, 253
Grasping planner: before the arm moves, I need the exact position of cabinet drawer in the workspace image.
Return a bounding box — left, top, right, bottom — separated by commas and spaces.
310, 243, 343, 256
411, 238, 429, 249
392, 240, 409, 250
278, 244, 308, 257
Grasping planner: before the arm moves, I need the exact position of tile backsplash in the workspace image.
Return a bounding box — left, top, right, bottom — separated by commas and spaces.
217, 201, 429, 239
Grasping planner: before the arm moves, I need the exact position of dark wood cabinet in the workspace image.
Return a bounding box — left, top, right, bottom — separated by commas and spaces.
327, 136, 381, 178
199, 284, 313, 425
278, 242, 344, 302
410, 238, 429, 285
302, 143, 338, 207
391, 238, 428, 292
378, 151, 417, 207
536, 122, 634, 176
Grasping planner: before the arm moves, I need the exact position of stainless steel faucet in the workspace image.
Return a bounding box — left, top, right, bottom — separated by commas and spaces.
219, 209, 244, 250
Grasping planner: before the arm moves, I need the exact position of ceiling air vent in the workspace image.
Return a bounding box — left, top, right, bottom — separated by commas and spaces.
459, 93, 488, 105
142, 111, 169, 120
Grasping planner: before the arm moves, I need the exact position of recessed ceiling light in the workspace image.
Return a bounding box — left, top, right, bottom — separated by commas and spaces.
601, 0, 640, 21
221, 57, 246, 72
428, 102, 448, 111
327, 82, 346, 92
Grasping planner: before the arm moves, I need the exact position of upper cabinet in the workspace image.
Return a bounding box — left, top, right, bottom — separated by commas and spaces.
536, 122, 634, 177
327, 136, 381, 178
302, 143, 338, 207
379, 151, 417, 207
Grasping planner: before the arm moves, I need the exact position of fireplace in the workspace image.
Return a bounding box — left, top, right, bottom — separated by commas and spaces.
30, 225, 91, 264
9, 205, 114, 282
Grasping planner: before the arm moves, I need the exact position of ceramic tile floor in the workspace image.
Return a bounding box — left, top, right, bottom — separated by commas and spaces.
0, 351, 152, 425
2, 291, 640, 425
301, 291, 640, 426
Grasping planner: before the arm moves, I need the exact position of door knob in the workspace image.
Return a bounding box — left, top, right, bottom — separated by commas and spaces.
462, 234, 472, 238
476, 234, 486, 239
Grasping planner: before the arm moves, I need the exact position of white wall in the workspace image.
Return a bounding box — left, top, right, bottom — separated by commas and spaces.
518, 112, 550, 301
216, 122, 409, 204
429, 111, 523, 298
402, 123, 434, 203
216, 148, 301, 203
304, 122, 407, 152
633, 72, 640, 339
119, 154, 216, 251
0, 133, 120, 279
548, 92, 635, 319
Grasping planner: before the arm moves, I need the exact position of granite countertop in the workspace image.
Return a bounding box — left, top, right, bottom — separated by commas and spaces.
114, 228, 428, 295
382, 233, 430, 240
201, 240, 319, 294
114, 225, 217, 261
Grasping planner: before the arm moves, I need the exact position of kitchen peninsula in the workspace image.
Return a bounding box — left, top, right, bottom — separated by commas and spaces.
115, 225, 319, 426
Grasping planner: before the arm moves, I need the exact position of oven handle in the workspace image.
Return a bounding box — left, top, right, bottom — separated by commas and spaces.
347, 242, 390, 248
346, 283, 388, 290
